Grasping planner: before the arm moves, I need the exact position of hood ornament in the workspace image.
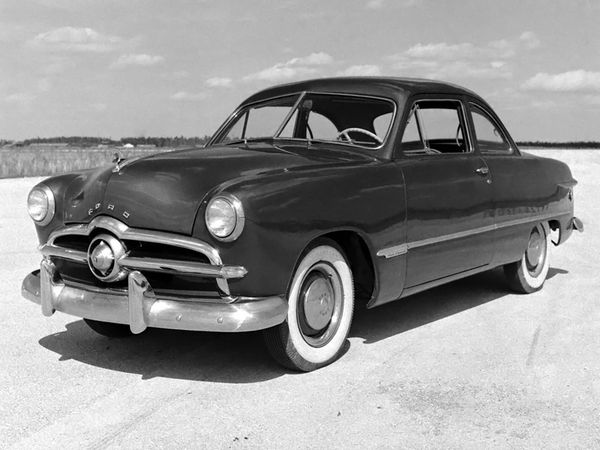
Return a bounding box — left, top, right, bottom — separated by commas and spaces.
112, 152, 124, 173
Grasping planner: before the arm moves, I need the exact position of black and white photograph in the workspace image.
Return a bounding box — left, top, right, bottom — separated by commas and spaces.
1, 0, 598, 448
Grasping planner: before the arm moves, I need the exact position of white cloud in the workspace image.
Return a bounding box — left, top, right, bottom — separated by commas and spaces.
245, 66, 317, 82
387, 32, 540, 81
487, 39, 516, 58
531, 99, 557, 109
5, 92, 36, 105
289, 52, 333, 65
337, 64, 382, 76
29, 26, 122, 52
169, 91, 208, 101
522, 70, 600, 92
111, 53, 164, 68
91, 102, 108, 112
42, 59, 72, 75
366, 0, 386, 9
519, 31, 541, 49
391, 56, 512, 80
405, 42, 475, 60
439, 61, 512, 80
366, 0, 419, 9
243, 52, 333, 83
206, 77, 233, 88
584, 95, 600, 106
161, 70, 189, 80
37, 78, 51, 92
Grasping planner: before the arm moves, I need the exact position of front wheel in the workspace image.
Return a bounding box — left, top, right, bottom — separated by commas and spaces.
84, 318, 134, 338
504, 223, 550, 293
263, 241, 354, 372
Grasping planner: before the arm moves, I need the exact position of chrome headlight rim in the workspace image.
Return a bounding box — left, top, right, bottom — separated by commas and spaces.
27, 184, 55, 226
205, 192, 245, 242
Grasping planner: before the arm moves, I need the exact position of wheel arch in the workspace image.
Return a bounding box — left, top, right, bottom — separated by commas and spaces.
286, 229, 377, 308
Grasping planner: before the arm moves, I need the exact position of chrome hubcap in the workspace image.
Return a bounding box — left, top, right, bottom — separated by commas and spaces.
525, 225, 546, 276
297, 262, 343, 348
302, 276, 335, 331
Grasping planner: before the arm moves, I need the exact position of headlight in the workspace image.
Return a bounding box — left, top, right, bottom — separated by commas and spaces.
205, 193, 245, 242
27, 185, 55, 226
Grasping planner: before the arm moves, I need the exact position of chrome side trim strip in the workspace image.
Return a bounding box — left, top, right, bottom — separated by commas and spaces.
376, 244, 408, 258
408, 224, 497, 250
377, 212, 566, 259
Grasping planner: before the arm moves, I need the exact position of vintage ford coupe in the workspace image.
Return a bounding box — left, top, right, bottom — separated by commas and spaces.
23, 77, 582, 371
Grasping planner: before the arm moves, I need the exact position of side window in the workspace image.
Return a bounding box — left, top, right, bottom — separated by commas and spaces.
373, 112, 393, 138
307, 111, 338, 140
470, 104, 511, 153
402, 100, 468, 155
400, 110, 423, 151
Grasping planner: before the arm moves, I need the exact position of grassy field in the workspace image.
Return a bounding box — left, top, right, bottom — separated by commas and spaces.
0, 146, 176, 179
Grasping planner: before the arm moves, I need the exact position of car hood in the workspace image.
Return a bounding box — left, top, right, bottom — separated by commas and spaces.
62, 143, 371, 235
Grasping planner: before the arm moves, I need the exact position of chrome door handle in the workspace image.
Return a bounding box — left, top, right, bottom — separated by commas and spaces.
475, 166, 489, 176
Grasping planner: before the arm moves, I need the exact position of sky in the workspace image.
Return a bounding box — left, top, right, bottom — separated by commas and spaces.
1, 0, 599, 141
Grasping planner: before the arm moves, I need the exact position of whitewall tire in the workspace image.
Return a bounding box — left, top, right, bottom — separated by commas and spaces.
504, 222, 550, 293
264, 240, 354, 372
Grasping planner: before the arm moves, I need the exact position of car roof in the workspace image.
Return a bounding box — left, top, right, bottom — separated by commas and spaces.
241, 76, 484, 106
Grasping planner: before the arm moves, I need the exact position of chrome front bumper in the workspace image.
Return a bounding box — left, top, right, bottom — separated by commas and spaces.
22, 259, 287, 333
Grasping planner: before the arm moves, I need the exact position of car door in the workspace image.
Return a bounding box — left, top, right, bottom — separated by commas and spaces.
399, 97, 495, 287
466, 100, 548, 266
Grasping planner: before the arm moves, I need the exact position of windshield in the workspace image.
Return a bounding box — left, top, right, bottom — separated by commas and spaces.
211, 92, 395, 149
215, 95, 300, 144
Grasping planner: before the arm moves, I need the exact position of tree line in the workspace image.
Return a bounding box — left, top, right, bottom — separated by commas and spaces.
517, 141, 600, 149
6, 136, 212, 148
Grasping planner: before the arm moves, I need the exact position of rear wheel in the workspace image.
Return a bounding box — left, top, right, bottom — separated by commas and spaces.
263, 241, 354, 372
84, 318, 134, 338
504, 223, 550, 293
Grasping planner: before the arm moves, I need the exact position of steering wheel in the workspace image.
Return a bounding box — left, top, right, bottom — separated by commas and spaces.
337, 128, 383, 145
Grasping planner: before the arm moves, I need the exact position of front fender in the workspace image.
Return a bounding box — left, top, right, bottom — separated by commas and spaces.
193, 161, 407, 299
31, 169, 102, 244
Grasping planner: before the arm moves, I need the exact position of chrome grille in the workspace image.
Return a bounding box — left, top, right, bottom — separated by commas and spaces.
40, 216, 247, 298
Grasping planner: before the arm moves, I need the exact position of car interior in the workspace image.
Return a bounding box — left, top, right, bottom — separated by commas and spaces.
401, 100, 469, 155
289, 94, 395, 147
